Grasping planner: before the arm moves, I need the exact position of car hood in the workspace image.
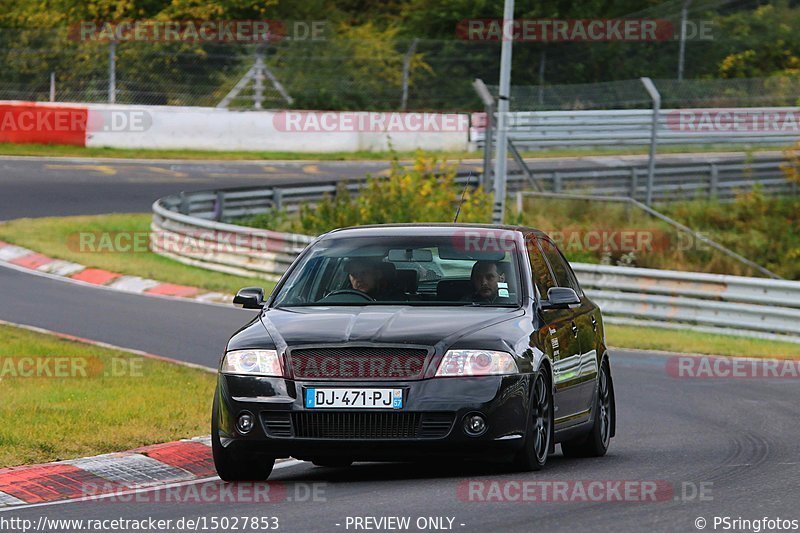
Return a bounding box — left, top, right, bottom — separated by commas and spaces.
258, 306, 525, 353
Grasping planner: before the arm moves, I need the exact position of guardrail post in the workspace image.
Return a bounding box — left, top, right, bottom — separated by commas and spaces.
215, 191, 225, 222
179, 192, 189, 215
552, 171, 562, 193
630, 168, 638, 199
709, 163, 719, 199
273, 188, 283, 211
516, 191, 523, 215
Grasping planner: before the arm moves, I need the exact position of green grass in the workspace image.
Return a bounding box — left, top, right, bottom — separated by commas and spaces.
0, 142, 782, 162
0, 214, 274, 296
0, 324, 216, 467
607, 324, 800, 359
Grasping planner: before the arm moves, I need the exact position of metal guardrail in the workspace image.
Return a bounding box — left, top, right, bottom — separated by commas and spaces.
574, 263, 800, 344
151, 197, 314, 281
152, 187, 800, 343
153, 154, 796, 228
470, 108, 800, 150
516, 155, 796, 203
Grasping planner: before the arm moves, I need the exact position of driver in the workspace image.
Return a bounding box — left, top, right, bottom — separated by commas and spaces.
345, 258, 407, 301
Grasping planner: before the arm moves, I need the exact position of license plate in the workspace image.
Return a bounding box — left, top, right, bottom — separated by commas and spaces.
304, 388, 403, 409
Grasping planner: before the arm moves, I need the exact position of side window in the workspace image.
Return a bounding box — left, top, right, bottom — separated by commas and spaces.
539, 238, 581, 294
527, 235, 556, 299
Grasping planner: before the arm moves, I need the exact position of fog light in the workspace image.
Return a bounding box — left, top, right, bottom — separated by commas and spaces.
236, 412, 254, 434
464, 413, 487, 436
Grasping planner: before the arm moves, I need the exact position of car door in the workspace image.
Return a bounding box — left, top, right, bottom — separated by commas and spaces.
539, 238, 598, 418
527, 236, 584, 423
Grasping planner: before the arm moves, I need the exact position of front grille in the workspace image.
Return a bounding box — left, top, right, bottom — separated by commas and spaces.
261, 412, 454, 440
288, 347, 429, 380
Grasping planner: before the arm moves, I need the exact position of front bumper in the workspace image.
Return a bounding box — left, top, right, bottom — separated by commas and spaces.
215, 373, 532, 461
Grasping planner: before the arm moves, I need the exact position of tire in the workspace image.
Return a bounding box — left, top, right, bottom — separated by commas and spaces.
512, 370, 553, 471
561, 361, 614, 458
211, 394, 275, 482
311, 458, 354, 468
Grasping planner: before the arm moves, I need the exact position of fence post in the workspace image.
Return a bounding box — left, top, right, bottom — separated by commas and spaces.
516, 191, 523, 215
108, 40, 116, 104
630, 168, 638, 199
253, 54, 265, 110
553, 171, 562, 193
215, 191, 226, 221
472, 79, 495, 191
640, 77, 661, 206
49, 72, 55, 102
401, 38, 419, 111
492, 0, 515, 224
709, 163, 718, 199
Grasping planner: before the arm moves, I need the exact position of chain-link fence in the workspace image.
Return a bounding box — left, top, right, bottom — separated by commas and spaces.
1, 17, 798, 111
494, 77, 800, 111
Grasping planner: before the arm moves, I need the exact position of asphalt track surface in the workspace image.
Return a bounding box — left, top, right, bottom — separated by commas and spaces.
1, 153, 798, 532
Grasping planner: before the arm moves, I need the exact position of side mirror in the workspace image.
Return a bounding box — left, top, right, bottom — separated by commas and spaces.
540, 287, 580, 310
233, 287, 265, 309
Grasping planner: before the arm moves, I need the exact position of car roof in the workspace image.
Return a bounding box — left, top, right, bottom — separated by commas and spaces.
323, 223, 549, 239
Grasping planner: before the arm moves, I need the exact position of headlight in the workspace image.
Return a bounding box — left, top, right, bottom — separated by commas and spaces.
221, 349, 283, 376
435, 349, 518, 377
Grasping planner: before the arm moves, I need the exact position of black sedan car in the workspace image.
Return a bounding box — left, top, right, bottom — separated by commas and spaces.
212, 224, 615, 480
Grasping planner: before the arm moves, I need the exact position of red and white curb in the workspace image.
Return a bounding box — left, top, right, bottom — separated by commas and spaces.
0, 240, 232, 305
0, 437, 214, 508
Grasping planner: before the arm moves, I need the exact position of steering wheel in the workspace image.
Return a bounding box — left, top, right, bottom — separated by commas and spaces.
319, 289, 376, 302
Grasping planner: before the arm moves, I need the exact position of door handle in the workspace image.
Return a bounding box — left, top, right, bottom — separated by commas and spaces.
591, 316, 597, 331
571, 322, 578, 338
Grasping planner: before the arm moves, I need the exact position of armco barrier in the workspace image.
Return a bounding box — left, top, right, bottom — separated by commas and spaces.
152, 152, 795, 225
471, 108, 800, 150
152, 192, 800, 343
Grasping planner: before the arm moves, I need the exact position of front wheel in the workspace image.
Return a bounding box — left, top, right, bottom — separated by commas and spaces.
512, 370, 552, 471
212, 395, 275, 481
561, 361, 614, 458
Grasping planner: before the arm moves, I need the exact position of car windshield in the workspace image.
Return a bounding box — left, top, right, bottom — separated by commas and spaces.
271, 234, 523, 307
